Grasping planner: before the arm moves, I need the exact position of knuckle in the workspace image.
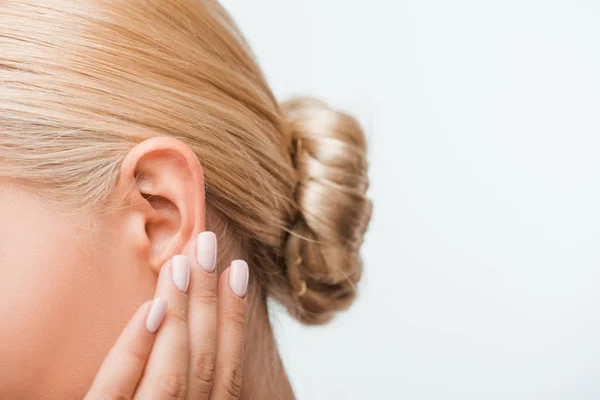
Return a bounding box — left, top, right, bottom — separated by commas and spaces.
190, 281, 218, 305
192, 352, 217, 389
219, 362, 243, 398
224, 306, 246, 334
164, 305, 188, 325
190, 289, 218, 307
157, 372, 188, 399
125, 344, 148, 366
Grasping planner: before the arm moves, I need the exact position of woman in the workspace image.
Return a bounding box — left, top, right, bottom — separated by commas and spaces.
0, 0, 371, 398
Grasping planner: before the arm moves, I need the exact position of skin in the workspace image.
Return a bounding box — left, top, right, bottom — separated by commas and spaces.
0, 137, 248, 399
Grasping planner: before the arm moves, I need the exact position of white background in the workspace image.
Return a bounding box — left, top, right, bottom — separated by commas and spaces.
222, 1, 600, 399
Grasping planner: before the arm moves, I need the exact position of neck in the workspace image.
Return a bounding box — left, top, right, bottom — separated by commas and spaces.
241, 293, 295, 400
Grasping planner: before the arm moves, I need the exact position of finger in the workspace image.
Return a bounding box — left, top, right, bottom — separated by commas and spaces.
135, 255, 191, 400
211, 260, 248, 400
85, 298, 167, 399
187, 232, 219, 399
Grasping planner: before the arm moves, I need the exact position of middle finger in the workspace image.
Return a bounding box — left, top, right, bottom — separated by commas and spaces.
186, 232, 219, 398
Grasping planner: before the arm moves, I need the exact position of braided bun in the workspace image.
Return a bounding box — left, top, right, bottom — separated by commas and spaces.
279, 97, 372, 325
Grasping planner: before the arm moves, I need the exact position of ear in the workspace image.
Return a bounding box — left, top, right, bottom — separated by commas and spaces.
117, 136, 205, 272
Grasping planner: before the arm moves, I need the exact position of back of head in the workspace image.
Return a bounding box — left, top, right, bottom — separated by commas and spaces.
0, 0, 371, 324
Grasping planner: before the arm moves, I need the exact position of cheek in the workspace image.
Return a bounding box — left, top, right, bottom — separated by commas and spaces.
0, 202, 155, 398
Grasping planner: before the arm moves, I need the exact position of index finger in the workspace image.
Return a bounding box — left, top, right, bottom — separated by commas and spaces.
134, 256, 191, 399
85, 297, 168, 399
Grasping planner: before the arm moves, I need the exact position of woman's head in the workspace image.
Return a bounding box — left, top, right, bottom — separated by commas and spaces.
0, 0, 371, 397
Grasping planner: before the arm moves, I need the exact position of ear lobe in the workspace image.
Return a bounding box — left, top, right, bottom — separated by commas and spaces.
118, 137, 205, 272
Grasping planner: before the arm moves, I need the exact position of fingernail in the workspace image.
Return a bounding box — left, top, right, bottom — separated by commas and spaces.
229, 260, 249, 298
146, 297, 168, 333
172, 255, 190, 293
197, 232, 217, 273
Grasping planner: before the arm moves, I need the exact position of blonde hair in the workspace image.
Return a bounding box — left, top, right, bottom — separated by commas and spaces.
0, 0, 371, 325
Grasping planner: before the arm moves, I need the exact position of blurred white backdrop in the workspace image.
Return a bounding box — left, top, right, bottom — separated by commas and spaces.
222, 1, 600, 399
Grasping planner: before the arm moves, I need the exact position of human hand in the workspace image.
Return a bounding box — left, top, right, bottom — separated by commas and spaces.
84, 232, 249, 399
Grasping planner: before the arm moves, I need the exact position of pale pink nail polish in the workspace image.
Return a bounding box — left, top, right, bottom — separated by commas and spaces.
229, 260, 249, 298
172, 255, 190, 293
146, 298, 168, 333
197, 232, 217, 273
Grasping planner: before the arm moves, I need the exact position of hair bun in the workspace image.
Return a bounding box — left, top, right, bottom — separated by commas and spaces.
278, 97, 372, 325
